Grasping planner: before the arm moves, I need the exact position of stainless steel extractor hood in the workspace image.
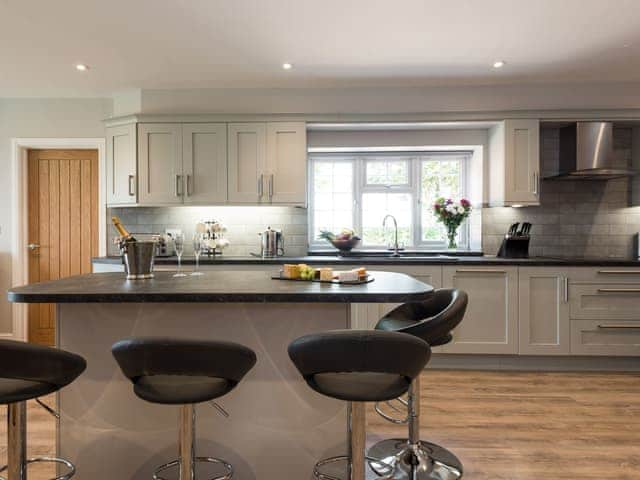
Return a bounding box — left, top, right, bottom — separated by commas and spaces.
548, 122, 638, 180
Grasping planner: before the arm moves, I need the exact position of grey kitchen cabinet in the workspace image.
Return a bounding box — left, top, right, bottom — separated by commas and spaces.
569, 284, 640, 320
489, 119, 540, 207
106, 123, 137, 205
182, 123, 228, 204
228, 122, 307, 205
518, 267, 570, 355
266, 122, 307, 204
442, 266, 518, 354
137, 123, 183, 205
570, 320, 640, 356
227, 123, 267, 204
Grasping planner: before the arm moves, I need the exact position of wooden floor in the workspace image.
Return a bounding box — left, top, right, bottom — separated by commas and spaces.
1, 370, 639, 479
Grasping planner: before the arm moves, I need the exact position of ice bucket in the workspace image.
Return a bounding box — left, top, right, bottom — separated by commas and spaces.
121, 241, 156, 280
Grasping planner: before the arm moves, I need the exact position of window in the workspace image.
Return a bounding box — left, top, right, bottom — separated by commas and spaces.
309, 152, 470, 249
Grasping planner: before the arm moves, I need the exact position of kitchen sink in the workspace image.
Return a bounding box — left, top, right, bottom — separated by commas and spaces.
336, 252, 460, 261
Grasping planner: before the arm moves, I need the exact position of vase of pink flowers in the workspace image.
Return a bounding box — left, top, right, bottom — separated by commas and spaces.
433, 197, 472, 249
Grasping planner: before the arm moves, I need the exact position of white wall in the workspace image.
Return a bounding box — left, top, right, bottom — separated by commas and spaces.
0, 98, 111, 334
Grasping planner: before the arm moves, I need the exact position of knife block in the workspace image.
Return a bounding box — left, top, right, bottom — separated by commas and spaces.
497, 236, 530, 258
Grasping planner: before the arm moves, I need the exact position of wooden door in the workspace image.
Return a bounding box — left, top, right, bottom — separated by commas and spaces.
518, 267, 570, 355
227, 123, 267, 203
182, 123, 228, 204
266, 122, 307, 204
442, 266, 518, 354
137, 123, 183, 205
27, 149, 99, 345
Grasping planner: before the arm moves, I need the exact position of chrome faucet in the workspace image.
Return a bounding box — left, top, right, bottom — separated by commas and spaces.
382, 214, 401, 257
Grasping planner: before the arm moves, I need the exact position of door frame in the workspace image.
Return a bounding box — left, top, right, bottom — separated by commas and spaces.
10, 138, 107, 341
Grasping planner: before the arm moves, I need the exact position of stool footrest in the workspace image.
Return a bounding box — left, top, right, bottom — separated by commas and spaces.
0, 456, 76, 480
313, 454, 394, 480
153, 456, 233, 480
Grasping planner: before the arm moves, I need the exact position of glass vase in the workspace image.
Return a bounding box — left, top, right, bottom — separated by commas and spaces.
446, 225, 458, 250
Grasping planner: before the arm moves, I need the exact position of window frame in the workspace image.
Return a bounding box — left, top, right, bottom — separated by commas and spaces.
308, 151, 471, 250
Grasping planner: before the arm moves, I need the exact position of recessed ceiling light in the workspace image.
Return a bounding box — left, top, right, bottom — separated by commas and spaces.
75, 63, 89, 71
282, 62, 293, 70
493, 60, 505, 69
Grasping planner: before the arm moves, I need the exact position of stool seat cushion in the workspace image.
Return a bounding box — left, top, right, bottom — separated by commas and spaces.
375, 289, 468, 347
0, 340, 86, 404
288, 330, 430, 402
112, 337, 257, 405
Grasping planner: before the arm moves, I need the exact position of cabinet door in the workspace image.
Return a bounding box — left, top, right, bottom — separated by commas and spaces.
442, 266, 518, 354
570, 320, 640, 356
182, 123, 227, 204
504, 119, 540, 205
518, 268, 570, 355
227, 123, 267, 204
138, 123, 183, 205
106, 124, 137, 205
266, 122, 307, 205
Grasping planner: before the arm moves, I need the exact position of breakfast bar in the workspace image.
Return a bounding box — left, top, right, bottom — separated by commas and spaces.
8, 270, 433, 480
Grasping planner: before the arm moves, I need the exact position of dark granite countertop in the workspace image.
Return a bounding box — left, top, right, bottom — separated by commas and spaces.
7, 271, 433, 304
92, 255, 640, 267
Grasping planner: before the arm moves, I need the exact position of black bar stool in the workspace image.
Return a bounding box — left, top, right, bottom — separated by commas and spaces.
112, 337, 256, 480
367, 289, 468, 480
0, 339, 86, 480
288, 330, 431, 480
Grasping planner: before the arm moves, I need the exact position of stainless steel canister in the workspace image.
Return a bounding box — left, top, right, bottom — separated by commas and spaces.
121, 241, 156, 280
259, 227, 284, 258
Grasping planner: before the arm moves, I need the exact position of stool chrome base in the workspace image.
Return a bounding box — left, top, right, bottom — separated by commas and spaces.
367, 439, 462, 480
153, 457, 233, 480
0, 457, 76, 480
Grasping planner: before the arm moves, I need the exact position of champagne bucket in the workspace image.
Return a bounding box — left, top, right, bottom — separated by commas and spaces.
121, 241, 156, 280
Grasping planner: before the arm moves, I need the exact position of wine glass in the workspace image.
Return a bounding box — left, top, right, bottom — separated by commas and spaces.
173, 233, 187, 277
191, 234, 204, 276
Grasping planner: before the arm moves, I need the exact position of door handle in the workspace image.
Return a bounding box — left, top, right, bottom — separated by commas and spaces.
175, 175, 183, 197
269, 174, 274, 199
128, 175, 136, 196
597, 288, 640, 293
27, 243, 40, 251
597, 270, 640, 275
258, 174, 264, 199
597, 324, 640, 329
455, 269, 506, 274
186, 174, 192, 196
563, 277, 569, 303
532, 172, 539, 195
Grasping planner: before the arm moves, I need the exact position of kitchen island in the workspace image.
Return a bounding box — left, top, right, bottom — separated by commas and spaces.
8, 270, 433, 480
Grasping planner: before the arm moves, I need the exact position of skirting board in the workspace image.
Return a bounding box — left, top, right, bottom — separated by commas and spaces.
428, 353, 640, 372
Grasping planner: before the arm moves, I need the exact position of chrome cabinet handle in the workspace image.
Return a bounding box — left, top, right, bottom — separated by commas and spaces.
455, 269, 506, 274
27, 243, 40, 251
597, 324, 640, 329
597, 288, 640, 293
175, 175, 183, 197
269, 174, 274, 199
258, 174, 264, 198
563, 277, 569, 303
597, 270, 640, 275
532, 172, 539, 195
128, 175, 136, 196
186, 174, 192, 196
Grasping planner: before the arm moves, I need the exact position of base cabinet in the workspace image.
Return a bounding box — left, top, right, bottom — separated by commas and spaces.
442, 266, 518, 354
518, 268, 570, 355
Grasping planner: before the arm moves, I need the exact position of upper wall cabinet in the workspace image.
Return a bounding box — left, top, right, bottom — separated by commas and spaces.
266, 122, 307, 204
489, 119, 540, 206
106, 120, 307, 207
228, 122, 307, 205
106, 124, 137, 205
227, 123, 268, 204
138, 123, 183, 205
182, 123, 228, 204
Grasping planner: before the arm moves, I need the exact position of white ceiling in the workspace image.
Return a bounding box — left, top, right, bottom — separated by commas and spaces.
2, 0, 640, 97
